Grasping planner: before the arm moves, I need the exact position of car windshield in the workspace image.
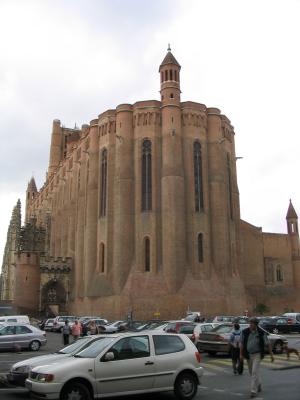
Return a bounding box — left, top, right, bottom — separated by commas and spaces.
75, 337, 114, 358
212, 325, 233, 334
58, 337, 93, 354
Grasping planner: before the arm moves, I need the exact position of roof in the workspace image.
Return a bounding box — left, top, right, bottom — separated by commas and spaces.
286, 200, 298, 219
159, 47, 181, 71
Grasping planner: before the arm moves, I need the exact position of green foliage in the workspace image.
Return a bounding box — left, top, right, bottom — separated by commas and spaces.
253, 303, 270, 315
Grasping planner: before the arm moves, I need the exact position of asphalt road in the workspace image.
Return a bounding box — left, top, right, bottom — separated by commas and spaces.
1, 333, 300, 400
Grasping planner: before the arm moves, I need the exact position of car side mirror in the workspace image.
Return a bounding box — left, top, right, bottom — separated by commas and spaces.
103, 352, 115, 362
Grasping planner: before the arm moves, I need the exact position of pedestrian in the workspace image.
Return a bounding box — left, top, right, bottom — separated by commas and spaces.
62, 320, 71, 345
240, 317, 274, 398
230, 322, 242, 375
71, 319, 82, 341
88, 320, 98, 335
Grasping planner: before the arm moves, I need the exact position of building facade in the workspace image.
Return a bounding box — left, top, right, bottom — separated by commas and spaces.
1, 48, 300, 318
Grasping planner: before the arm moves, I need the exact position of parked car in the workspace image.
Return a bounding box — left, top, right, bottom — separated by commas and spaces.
7, 335, 108, 386
0, 323, 47, 352
193, 323, 220, 346
52, 316, 77, 332
198, 323, 288, 355
103, 321, 125, 333
183, 312, 201, 322
282, 313, 300, 323
0, 315, 30, 324
26, 331, 203, 400
259, 316, 300, 334
211, 316, 236, 323
177, 323, 196, 342
164, 320, 194, 333
44, 319, 55, 332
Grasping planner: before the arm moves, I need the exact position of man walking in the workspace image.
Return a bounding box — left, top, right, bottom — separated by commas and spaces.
240, 317, 274, 398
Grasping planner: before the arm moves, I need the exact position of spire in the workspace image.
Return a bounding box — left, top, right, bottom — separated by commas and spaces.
27, 177, 37, 192
159, 45, 181, 71
286, 199, 298, 219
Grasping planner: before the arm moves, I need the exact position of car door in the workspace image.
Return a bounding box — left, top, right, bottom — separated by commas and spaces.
14, 325, 33, 348
0, 326, 16, 350
95, 335, 155, 395
276, 318, 288, 333
152, 334, 186, 389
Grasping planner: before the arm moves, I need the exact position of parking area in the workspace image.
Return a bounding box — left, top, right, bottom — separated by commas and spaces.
0, 333, 300, 399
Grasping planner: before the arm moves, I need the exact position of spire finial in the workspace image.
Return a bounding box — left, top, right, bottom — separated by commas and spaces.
167, 43, 171, 52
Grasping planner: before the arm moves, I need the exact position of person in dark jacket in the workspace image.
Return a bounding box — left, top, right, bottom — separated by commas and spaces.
240, 317, 274, 398
62, 320, 71, 345
230, 323, 242, 374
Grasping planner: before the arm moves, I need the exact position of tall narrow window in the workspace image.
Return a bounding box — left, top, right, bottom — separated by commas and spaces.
100, 149, 107, 217
198, 233, 203, 263
227, 154, 233, 220
194, 141, 204, 212
276, 265, 283, 282
142, 139, 152, 211
145, 237, 150, 272
100, 243, 105, 273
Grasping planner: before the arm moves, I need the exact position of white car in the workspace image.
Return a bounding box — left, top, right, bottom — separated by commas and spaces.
52, 316, 77, 332
103, 320, 125, 333
7, 335, 106, 386
26, 331, 203, 400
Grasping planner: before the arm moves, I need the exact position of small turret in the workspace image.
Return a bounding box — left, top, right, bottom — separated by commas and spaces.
159, 45, 181, 106
286, 199, 300, 259
25, 177, 37, 222
286, 199, 298, 235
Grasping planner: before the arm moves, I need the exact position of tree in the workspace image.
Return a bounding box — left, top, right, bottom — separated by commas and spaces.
253, 303, 270, 315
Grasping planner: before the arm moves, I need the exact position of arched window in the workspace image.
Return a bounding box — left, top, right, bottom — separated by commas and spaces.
161, 71, 163, 83
142, 139, 152, 211
145, 237, 150, 272
198, 233, 203, 263
227, 153, 233, 220
170, 70, 173, 80
194, 141, 204, 212
100, 243, 105, 273
165, 70, 168, 81
174, 70, 177, 81
276, 265, 283, 282
100, 149, 107, 217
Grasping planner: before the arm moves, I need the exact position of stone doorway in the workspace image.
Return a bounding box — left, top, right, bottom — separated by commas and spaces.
41, 280, 67, 316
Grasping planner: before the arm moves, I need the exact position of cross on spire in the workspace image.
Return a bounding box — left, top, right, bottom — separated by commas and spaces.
167, 43, 171, 52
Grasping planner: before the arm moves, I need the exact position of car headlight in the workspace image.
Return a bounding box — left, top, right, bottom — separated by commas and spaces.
13, 365, 31, 373
35, 373, 55, 383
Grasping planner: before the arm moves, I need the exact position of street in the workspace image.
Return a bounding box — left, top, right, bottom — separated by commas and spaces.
1, 333, 300, 400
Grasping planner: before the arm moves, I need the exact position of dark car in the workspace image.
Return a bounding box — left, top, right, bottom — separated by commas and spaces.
259, 316, 300, 334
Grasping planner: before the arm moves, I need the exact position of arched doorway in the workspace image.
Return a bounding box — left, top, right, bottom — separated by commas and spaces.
41, 280, 67, 316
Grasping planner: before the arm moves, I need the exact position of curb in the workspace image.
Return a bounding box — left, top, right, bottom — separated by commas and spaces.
273, 365, 300, 371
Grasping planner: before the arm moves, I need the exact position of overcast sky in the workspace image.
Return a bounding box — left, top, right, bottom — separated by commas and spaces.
1, 0, 300, 266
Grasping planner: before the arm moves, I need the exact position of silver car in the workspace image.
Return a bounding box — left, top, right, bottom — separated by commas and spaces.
0, 323, 47, 352
8, 335, 108, 386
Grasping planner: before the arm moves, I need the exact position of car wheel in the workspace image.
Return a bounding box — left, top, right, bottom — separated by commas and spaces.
207, 351, 217, 356
61, 382, 91, 400
272, 328, 279, 334
273, 340, 283, 354
29, 340, 40, 351
174, 372, 198, 400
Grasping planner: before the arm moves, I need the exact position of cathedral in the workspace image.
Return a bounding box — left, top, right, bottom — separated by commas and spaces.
1, 48, 300, 318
